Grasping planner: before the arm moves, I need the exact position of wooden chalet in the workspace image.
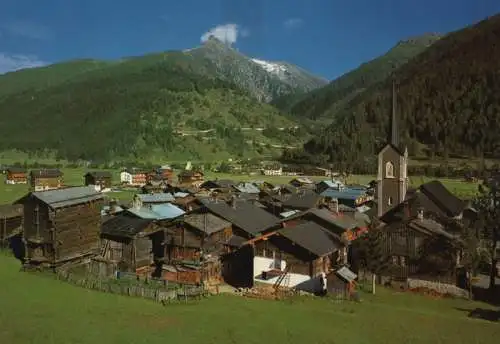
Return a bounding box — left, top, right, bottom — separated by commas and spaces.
29, 169, 63, 191
199, 179, 235, 193
157, 166, 174, 183
132, 193, 175, 209
172, 192, 201, 212
120, 168, 147, 187
224, 221, 341, 292
161, 212, 232, 284
5, 167, 27, 184
15, 186, 105, 267
289, 177, 315, 188
167, 212, 232, 262
276, 191, 323, 212
142, 175, 167, 194
378, 212, 461, 283
0, 204, 23, 248
99, 215, 161, 274
178, 170, 204, 185
84, 171, 112, 191
200, 198, 281, 241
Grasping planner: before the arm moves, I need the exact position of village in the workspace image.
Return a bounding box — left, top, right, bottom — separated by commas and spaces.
1, 102, 498, 306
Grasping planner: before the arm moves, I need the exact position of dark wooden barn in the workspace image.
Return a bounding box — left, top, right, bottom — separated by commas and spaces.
84, 171, 113, 190
99, 215, 161, 274
0, 204, 23, 248
15, 186, 105, 267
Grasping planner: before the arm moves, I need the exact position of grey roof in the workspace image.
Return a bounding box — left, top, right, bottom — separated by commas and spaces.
408, 218, 456, 240
278, 221, 341, 257
335, 266, 357, 283
281, 191, 321, 210
126, 203, 185, 220
225, 235, 247, 247
201, 199, 280, 235
419, 180, 465, 217
0, 204, 23, 218
233, 182, 260, 194
28, 186, 104, 209
184, 213, 231, 235
135, 193, 174, 203
309, 208, 359, 230
101, 215, 153, 238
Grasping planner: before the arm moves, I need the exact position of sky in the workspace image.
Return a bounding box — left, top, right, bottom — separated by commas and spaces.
0, 0, 499, 79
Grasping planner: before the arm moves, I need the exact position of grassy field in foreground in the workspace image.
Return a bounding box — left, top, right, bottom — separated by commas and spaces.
0, 254, 498, 344
0, 168, 480, 205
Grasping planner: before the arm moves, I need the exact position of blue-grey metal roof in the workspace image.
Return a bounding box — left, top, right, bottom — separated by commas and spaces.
127, 203, 185, 220
279, 210, 302, 218
320, 189, 366, 200
31, 186, 104, 209
135, 193, 174, 203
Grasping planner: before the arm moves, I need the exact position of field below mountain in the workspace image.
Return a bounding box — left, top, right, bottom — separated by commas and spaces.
0, 167, 480, 205
0, 254, 498, 344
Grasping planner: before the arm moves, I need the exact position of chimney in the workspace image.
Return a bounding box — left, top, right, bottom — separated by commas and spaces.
333, 200, 339, 214
229, 195, 237, 209
417, 208, 424, 221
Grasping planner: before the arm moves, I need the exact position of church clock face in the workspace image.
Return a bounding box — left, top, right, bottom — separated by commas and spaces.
385, 162, 394, 178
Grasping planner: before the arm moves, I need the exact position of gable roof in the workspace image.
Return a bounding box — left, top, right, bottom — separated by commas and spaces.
278, 221, 341, 257
17, 186, 104, 209
419, 180, 465, 217
407, 217, 456, 240
201, 199, 280, 235
281, 191, 321, 210
6, 167, 27, 173
184, 213, 231, 235
134, 193, 175, 203
126, 203, 185, 220
30, 169, 63, 178
101, 215, 153, 238
233, 182, 260, 194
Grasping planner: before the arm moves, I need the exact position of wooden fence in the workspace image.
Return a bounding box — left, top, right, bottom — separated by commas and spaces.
55, 269, 206, 303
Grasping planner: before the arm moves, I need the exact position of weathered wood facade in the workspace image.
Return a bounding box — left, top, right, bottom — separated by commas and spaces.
0, 204, 23, 247
178, 170, 204, 185
166, 213, 232, 263
30, 169, 63, 191
16, 186, 104, 266
380, 217, 459, 283
100, 215, 160, 273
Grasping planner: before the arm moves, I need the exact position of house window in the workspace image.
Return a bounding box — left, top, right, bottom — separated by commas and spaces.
391, 256, 398, 265
385, 162, 394, 178
388, 197, 393, 206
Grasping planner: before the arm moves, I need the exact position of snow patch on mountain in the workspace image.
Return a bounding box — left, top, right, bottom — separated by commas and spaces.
252, 58, 288, 78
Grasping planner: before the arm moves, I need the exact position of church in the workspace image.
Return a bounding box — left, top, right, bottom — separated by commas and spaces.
373, 81, 472, 282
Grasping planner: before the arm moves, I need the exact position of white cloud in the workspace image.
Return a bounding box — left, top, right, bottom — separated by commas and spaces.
0, 53, 48, 74
283, 18, 303, 30
200, 23, 247, 46
3, 21, 53, 40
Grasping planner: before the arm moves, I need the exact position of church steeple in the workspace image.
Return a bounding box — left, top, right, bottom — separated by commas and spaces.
390, 79, 399, 148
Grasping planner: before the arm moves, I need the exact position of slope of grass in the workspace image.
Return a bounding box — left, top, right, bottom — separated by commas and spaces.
0, 254, 497, 344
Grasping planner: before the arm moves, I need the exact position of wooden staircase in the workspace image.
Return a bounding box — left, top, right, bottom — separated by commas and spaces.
273, 264, 292, 293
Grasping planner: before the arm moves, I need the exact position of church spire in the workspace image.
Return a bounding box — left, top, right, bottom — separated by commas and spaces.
390, 79, 399, 147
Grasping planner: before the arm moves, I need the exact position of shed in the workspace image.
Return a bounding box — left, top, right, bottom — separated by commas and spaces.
15, 186, 104, 266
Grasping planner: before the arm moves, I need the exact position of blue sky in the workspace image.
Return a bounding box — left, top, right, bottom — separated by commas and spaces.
0, 0, 499, 79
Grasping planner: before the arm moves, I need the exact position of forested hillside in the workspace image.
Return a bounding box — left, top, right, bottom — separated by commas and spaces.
273, 34, 441, 120
0, 52, 301, 162
303, 14, 500, 166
